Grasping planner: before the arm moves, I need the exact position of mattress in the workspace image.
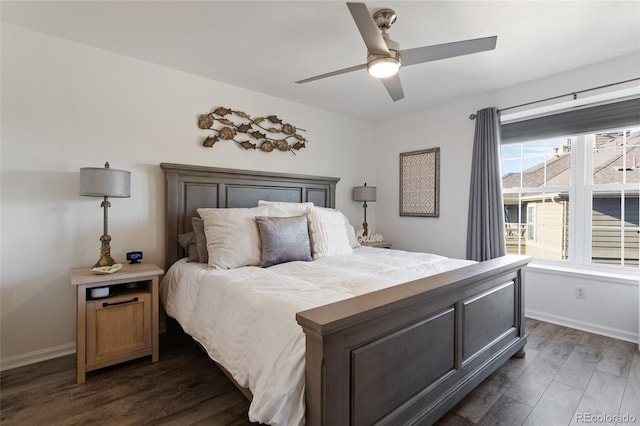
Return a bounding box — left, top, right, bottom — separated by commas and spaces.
159, 246, 474, 425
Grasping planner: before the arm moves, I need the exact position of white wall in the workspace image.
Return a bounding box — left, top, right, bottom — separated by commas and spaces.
373, 52, 640, 343
525, 267, 638, 343
372, 99, 477, 259
0, 23, 376, 369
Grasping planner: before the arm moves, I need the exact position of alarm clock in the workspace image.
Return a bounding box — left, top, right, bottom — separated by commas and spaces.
126, 251, 143, 264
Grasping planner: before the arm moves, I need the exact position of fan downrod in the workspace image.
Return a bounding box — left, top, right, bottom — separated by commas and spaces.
373, 8, 397, 30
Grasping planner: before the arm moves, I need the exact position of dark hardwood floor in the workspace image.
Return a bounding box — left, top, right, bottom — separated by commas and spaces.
1, 318, 638, 425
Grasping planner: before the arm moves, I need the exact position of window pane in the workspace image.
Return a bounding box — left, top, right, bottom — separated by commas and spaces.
546, 138, 573, 187
521, 142, 546, 164
500, 144, 521, 160
593, 129, 640, 185
629, 128, 640, 147
502, 137, 572, 262
502, 158, 522, 189
501, 139, 572, 189
503, 192, 569, 260
591, 190, 639, 266
592, 231, 622, 265
626, 191, 639, 225
624, 191, 639, 267
504, 194, 525, 255
526, 204, 536, 242
624, 228, 639, 267
592, 192, 621, 226
536, 196, 569, 260
541, 224, 569, 260
505, 222, 526, 255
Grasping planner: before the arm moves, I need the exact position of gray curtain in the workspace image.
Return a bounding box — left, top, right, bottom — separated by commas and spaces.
466, 107, 506, 261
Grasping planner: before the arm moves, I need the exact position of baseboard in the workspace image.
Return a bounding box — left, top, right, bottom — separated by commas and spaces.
2, 321, 168, 372
526, 309, 639, 344
0, 343, 76, 372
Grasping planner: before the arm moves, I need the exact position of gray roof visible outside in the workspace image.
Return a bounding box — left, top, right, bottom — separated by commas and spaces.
502, 130, 640, 190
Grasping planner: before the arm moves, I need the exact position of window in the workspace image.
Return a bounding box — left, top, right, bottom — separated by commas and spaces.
501, 126, 640, 271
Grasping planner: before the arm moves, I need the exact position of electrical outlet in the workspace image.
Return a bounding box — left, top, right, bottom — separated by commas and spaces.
575, 286, 586, 300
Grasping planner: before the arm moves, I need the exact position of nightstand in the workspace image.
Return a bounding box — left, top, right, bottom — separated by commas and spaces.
71, 263, 163, 384
360, 241, 393, 249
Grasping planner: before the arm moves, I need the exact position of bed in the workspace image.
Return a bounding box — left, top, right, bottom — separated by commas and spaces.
159, 162, 531, 425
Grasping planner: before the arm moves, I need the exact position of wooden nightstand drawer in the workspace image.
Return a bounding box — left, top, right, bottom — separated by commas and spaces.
71, 263, 163, 384
86, 290, 152, 370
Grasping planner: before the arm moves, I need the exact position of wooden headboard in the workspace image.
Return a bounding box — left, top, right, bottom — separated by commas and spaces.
160, 163, 340, 268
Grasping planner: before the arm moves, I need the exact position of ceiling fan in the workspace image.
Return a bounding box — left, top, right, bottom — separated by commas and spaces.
296, 2, 497, 102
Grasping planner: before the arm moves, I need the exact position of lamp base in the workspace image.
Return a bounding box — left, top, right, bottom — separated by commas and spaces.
362, 201, 369, 237
93, 234, 116, 267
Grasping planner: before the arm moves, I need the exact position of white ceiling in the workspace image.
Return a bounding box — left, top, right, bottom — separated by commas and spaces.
2, 1, 639, 122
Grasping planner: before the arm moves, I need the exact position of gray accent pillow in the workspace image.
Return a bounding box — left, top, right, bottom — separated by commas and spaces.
177, 231, 200, 262
192, 216, 208, 263
255, 215, 312, 268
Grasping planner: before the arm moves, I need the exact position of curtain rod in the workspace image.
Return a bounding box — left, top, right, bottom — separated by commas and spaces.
468, 77, 640, 120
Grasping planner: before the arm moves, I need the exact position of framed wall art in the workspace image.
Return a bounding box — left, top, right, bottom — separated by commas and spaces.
399, 147, 440, 217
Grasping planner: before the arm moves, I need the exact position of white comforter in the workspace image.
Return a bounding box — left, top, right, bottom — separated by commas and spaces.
160, 246, 474, 425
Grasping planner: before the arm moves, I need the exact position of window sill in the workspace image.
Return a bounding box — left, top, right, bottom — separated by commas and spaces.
527, 260, 639, 286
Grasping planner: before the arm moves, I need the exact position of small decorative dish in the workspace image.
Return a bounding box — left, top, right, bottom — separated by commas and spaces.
91, 263, 123, 275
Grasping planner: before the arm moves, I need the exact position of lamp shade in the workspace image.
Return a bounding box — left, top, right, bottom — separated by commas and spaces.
79, 165, 131, 198
353, 184, 376, 202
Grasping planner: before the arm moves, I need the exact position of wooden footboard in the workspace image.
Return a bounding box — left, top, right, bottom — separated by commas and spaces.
296, 254, 531, 426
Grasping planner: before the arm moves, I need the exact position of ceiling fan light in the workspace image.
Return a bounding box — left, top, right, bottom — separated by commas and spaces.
367, 56, 400, 78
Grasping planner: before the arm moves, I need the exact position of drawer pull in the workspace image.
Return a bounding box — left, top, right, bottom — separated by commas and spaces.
103, 297, 139, 308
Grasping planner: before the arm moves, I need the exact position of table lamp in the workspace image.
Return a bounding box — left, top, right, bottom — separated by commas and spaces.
352, 182, 376, 237
79, 162, 131, 267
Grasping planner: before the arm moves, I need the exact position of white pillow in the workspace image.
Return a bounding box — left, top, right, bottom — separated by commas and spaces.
307, 206, 353, 259
314, 206, 361, 248
345, 221, 361, 248
258, 200, 313, 217
197, 206, 269, 269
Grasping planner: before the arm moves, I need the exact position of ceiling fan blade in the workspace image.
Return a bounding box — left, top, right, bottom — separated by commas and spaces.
347, 2, 390, 56
381, 74, 404, 102
296, 63, 367, 84
400, 36, 497, 66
